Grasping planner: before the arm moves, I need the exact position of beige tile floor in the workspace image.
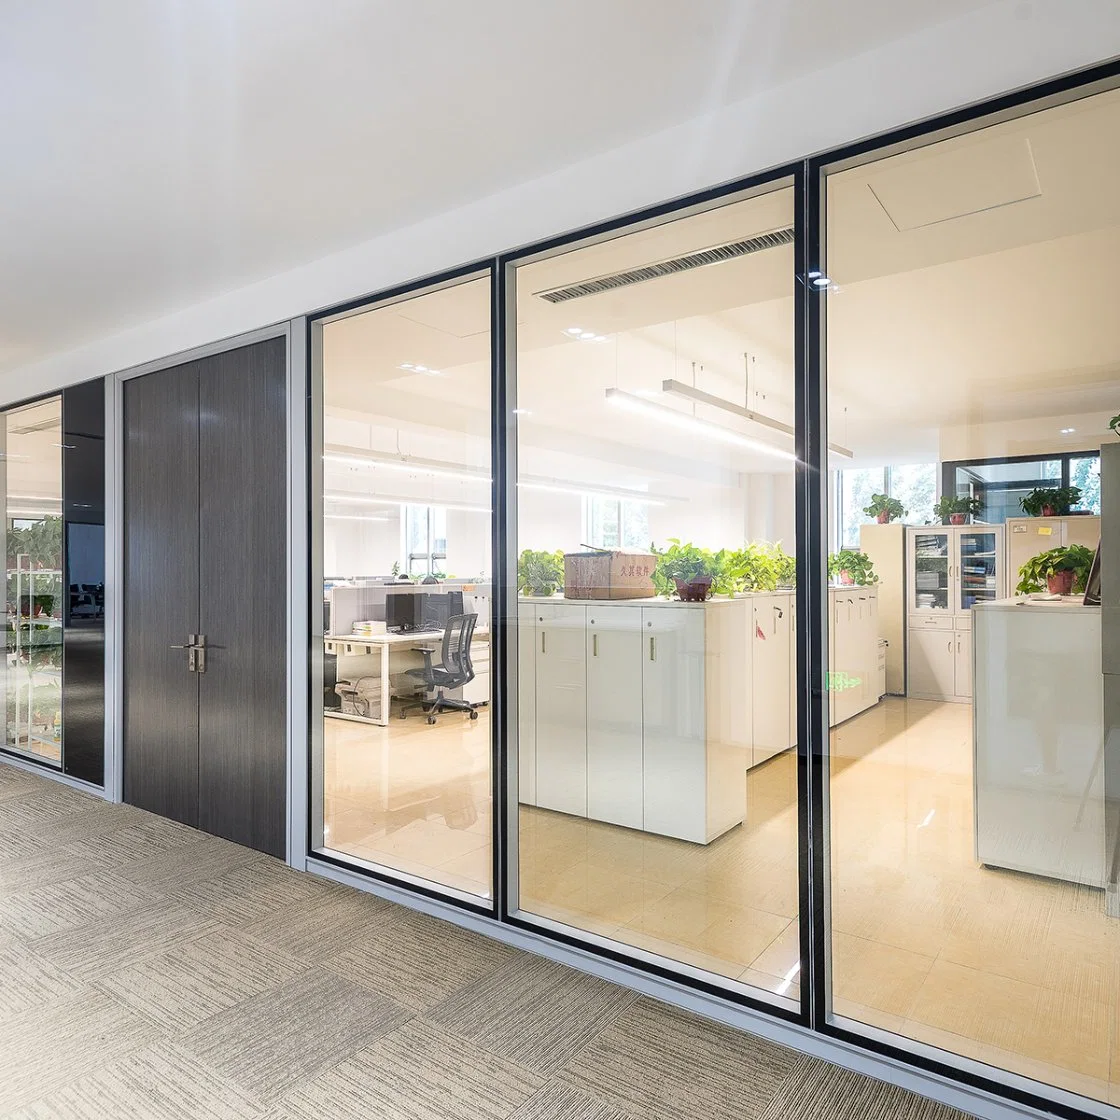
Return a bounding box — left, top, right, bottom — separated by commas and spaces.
323, 696, 1120, 1106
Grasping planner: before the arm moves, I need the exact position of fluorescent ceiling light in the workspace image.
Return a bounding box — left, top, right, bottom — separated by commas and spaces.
325, 448, 676, 505
1060, 427, 1076, 434
606, 388, 797, 464
518, 480, 665, 505
513, 408, 532, 415
325, 514, 390, 522
324, 453, 487, 484
661, 380, 853, 459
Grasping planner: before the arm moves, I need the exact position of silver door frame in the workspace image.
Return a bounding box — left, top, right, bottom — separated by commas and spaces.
104, 320, 306, 867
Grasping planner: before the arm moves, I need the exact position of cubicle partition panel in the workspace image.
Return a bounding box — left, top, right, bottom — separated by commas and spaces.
300, 60, 1120, 1120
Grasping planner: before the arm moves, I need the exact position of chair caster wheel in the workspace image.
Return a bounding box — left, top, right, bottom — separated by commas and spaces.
470, 710, 479, 720
427, 715, 437, 725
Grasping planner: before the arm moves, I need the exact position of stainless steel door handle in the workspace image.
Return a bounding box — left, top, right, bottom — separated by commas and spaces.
169, 634, 207, 673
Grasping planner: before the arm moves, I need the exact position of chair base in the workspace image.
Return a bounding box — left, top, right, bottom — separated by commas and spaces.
397, 688, 481, 725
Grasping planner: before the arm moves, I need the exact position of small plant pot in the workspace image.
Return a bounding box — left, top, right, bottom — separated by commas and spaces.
838, 570, 855, 586
876, 511, 891, 524
948, 513, 967, 525
1040, 505, 1057, 517
674, 576, 713, 602
1047, 570, 1075, 596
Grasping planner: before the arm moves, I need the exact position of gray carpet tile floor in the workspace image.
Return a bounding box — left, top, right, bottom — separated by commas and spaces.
0, 762, 972, 1119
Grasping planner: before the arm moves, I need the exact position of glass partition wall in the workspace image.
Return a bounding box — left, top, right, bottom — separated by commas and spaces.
303, 66, 1120, 1120
311, 273, 494, 902
823, 83, 1120, 1107
507, 181, 807, 1006
3, 396, 64, 767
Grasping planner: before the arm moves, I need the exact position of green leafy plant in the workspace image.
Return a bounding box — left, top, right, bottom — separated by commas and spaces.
1016, 544, 1095, 595
1019, 485, 1082, 517
5, 516, 62, 570
651, 539, 724, 598
517, 549, 564, 596
862, 493, 906, 523
828, 549, 878, 586
933, 495, 982, 523
1110, 414, 1120, 439
390, 560, 400, 579
721, 542, 795, 592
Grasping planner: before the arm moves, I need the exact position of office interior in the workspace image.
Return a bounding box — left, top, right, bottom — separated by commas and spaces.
2, 396, 65, 768
313, 81, 1120, 1108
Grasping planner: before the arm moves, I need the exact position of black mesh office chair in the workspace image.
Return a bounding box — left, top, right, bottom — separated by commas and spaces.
398, 613, 479, 725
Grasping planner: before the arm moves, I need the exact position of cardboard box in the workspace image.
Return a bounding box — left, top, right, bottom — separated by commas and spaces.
563, 550, 656, 600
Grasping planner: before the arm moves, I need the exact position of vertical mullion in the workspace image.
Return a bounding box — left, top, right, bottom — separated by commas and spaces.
491, 256, 512, 921
798, 157, 831, 1032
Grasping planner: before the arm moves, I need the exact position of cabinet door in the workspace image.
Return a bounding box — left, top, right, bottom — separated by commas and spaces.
908, 627, 957, 700
752, 594, 791, 763
910, 529, 953, 615
1064, 515, 1102, 552
954, 627, 973, 700
517, 607, 536, 806
958, 530, 999, 612
534, 604, 587, 816
788, 596, 797, 749
830, 593, 857, 725
642, 607, 706, 842
586, 606, 643, 829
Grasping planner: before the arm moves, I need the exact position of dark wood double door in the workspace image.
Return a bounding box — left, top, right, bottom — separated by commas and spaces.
123, 338, 287, 858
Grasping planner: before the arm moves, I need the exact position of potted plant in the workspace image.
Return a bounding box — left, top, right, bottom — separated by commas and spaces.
862, 493, 906, 524
652, 539, 722, 601
1016, 543, 1095, 596
933, 495, 982, 525
1019, 485, 1082, 517
517, 549, 565, 597
827, 550, 878, 586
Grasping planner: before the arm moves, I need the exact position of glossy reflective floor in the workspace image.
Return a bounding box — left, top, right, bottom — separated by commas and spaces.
323, 712, 492, 898
323, 696, 1120, 1105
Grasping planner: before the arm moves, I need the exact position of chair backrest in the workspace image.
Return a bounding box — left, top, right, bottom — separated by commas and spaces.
439, 613, 477, 686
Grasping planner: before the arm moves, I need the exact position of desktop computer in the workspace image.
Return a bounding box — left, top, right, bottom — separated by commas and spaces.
385, 589, 466, 634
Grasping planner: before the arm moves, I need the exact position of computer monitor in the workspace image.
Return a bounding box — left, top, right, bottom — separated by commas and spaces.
420, 590, 464, 632
386, 592, 423, 633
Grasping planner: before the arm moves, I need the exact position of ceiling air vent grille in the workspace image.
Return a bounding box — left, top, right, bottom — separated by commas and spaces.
536, 227, 794, 303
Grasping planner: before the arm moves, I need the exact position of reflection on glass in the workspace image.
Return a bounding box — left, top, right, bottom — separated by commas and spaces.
826, 85, 1120, 1105
315, 277, 492, 900
3, 398, 64, 767
513, 185, 800, 1004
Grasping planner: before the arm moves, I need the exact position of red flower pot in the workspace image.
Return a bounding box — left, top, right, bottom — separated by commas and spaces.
949, 513, 966, 525
876, 511, 890, 524
1040, 505, 1056, 517
1047, 570, 1075, 596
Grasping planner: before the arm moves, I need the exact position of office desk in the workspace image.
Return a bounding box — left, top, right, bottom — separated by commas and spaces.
325, 628, 490, 726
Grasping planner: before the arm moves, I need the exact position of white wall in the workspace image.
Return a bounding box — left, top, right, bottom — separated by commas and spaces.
324, 509, 401, 577
746, 472, 797, 549
518, 491, 583, 554
939, 410, 1111, 462
4, 3, 1118, 404
445, 509, 492, 578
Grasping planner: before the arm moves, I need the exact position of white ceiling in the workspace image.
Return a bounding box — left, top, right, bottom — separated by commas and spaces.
322, 83, 1120, 500
0, 0, 1002, 376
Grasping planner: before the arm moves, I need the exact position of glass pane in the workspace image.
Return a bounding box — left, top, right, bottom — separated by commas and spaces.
315, 277, 493, 901
954, 459, 1061, 523
912, 531, 950, 612
1071, 454, 1101, 514
888, 463, 936, 526
840, 467, 885, 546
826, 85, 1120, 1105
959, 531, 998, 610
3, 397, 64, 768
512, 183, 800, 1006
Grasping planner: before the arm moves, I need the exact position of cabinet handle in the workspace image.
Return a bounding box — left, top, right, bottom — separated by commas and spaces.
592, 633, 598, 657
947, 639, 953, 652
541, 632, 546, 654
649, 636, 656, 661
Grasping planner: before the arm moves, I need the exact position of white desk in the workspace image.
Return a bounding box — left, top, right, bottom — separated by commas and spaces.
325, 628, 490, 726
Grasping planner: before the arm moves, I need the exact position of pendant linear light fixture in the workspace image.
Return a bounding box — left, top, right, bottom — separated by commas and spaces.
324, 448, 673, 505
660, 379, 854, 459
605, 388, 798, 463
